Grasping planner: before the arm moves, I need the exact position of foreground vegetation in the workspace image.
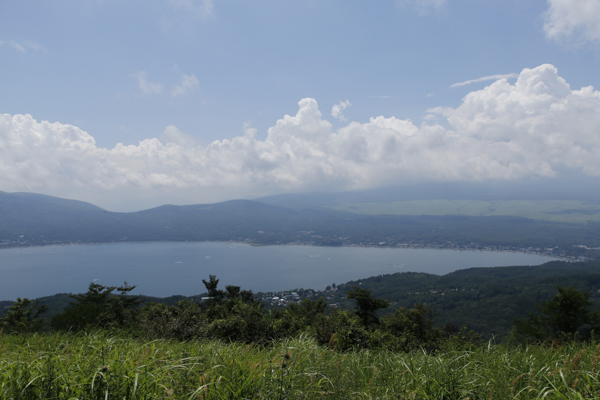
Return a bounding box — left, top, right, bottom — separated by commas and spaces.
3, 274, 600, 397
2, 331, 600, 399
332, 260, 600, 340
6, 260, 600, 341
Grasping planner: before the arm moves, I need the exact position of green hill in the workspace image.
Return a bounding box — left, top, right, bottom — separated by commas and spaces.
333, 260, 600, 339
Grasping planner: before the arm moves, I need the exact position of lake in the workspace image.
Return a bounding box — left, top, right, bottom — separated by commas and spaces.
0, 242, 559, 300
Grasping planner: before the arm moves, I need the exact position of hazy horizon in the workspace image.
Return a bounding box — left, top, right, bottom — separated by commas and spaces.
5, 173, 600, 214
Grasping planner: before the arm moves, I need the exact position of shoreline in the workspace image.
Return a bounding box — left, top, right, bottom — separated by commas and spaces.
0, 241, 567, 303
0, 238, 574, 262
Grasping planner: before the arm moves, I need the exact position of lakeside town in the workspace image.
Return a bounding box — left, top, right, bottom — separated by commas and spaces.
1, 234, 593, 262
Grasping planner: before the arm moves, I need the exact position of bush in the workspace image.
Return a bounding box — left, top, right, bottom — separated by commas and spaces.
0, 298, 47, 333
138, 300, 207, 340
512, 286, 600, 343
50, 282, 141, 332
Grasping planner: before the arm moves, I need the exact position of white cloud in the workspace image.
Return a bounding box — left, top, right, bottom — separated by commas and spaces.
132, 71, 198, 97
397, 0, 446, 15
0, 39, 46, 53
331, 100, 351, 121
132, 71, 163, 95
168, 0, 214, 19
160, 125, 196, 146
2, 64, 600, 210
543, 0, 600, 44
171, 73, 199, 97
450, 73, 519, 88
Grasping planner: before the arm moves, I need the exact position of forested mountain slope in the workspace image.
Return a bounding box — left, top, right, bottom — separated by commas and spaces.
333, 260, 600, 339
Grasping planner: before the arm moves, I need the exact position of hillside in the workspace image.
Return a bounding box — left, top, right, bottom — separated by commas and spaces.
1, 191, 600, 259
332, 260, 600, 339
5, 259, 600, 340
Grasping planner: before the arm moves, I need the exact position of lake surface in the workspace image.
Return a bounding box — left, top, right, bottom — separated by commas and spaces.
0, 242, 559, 300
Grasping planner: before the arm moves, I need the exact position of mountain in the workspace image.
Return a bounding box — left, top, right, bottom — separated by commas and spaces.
333, 260, 600, 339
0, 192, 311, 245
1, 191, 600, 259
0, 191, 115, 244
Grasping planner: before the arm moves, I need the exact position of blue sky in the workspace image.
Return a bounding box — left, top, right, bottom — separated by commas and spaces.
1, 0, 600, 211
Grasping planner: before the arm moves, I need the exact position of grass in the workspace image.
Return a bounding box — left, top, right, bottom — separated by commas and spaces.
328, 200, 600, 224
2, 332, 600, 399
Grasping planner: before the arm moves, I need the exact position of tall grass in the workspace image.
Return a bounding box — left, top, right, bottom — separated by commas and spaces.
1, 331, 600, 399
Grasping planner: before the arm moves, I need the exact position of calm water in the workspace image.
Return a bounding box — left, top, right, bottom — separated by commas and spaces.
0, 242, 559, 300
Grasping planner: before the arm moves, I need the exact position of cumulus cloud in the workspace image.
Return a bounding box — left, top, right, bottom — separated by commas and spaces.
397, 0, 446, 15
2, 64, 600, 209
132, 71, 163, 95
331, 100, 351, 121
451, 73, 519, 88
543, 0, 600, 44
171, 73, 199, 97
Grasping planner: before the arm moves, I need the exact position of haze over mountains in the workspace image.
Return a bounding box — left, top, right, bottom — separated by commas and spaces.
257, 176, 600, 209
2, 180, 600, 259
3, 181, 600, 338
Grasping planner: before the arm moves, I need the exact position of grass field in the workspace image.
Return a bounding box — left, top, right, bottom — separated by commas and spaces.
328, 200, 600, 224
2, 331, 600, 399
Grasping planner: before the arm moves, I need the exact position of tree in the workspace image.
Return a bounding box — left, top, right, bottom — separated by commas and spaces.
50, 282, 141, 331
381, 303, 441, 351
207, 300, 268, 343
225, 285, 255, 304
109, 282, 143, 327
0, 298, 48, 333
346, 286, 390, 327
201, 275, 259, 321
512, 286, 600, 343
272, 298, 328, 338
139, 300, 207, 340
202, 275, 225, 299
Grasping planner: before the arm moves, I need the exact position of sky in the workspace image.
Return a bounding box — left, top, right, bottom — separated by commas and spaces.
1, 0, 600, 211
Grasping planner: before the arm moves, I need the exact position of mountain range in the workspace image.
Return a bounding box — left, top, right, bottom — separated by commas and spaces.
1, 190, 600, 259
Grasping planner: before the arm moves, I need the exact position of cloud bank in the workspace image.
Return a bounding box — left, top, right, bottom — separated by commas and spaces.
1, 64, 600, 210
544, 0, 600, 44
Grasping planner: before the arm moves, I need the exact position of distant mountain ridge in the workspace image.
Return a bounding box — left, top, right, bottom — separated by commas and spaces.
1, 191, 600, 260
0, 192, 319, 245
